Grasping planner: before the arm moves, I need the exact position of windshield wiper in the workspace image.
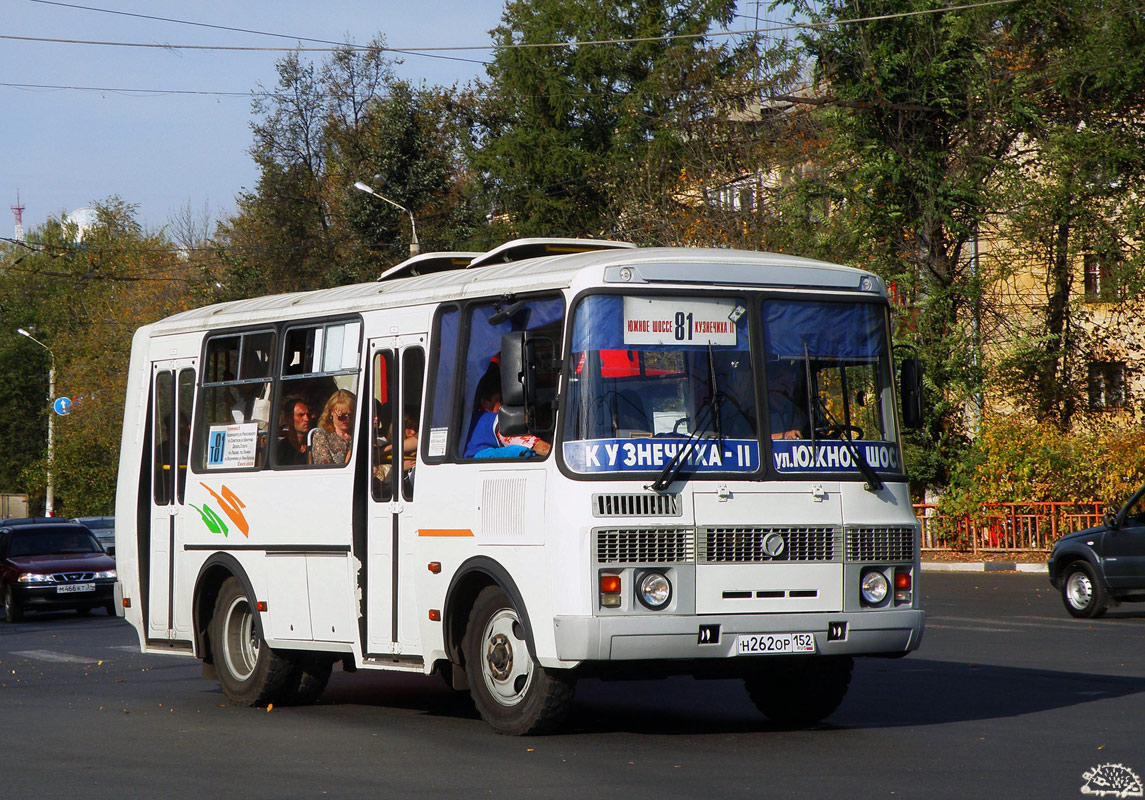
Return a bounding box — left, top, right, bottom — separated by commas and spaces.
648, 402, 716, 493
815, 393, 884, 492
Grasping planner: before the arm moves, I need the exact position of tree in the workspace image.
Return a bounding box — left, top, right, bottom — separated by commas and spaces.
474, 0, 749, 240
988, 0, 1145, 428
0, 199, 196, 514
215, 42, 484, 297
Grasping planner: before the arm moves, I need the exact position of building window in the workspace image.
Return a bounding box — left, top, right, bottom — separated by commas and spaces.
1088, 361, 1126, 409
1084, 253, 1122, 301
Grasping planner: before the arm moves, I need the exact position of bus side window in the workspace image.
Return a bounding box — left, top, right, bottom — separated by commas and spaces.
195, 331, 275, 471
371, 350, 396, 502
276, 320, 361, 469
401, 347, 425, 501
153, 370, 175, 505
423, 306, 459, 461
459, 295, 564, 460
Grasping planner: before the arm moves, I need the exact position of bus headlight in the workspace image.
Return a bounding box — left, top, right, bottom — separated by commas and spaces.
637, 571, 672, 610
860, 570, 889, 605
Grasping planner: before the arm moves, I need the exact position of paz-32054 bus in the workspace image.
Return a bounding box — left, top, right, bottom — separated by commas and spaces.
114, 238, 925, 734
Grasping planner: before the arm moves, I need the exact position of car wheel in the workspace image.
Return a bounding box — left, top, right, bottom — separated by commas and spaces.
1062, 561, 1107, 619
209, 577, 299, 707
744, 655, 853, 727
461, 586, 575, 735
4, 586, 23, 623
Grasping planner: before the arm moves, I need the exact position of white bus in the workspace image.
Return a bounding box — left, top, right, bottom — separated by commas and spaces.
114, 238, 925, 734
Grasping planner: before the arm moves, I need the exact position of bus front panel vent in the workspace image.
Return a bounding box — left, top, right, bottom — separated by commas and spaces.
698, 526, 840, 563
845, 526, 917, 562
594, 528, 695, 565
592, 493, 681, 518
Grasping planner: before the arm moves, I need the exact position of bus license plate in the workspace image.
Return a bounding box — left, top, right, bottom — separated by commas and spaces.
736, 633, 816, 655
57, 583, 95, 594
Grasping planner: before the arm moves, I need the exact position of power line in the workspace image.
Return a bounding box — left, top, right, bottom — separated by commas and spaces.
23, 0, 490, 66
3, 0, 1024, 54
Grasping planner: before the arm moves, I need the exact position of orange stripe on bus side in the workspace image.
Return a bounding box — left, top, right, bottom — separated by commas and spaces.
418, 528, 475, 538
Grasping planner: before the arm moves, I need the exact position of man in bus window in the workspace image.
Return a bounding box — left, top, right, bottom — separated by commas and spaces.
768, 358, 809, 440
464, 369, 550, 458
277, 395, 313, 465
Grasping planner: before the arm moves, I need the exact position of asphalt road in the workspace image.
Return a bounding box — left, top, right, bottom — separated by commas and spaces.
1, 573, 1142, 799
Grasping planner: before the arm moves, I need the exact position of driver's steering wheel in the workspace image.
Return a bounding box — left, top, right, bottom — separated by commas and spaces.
814, 424, 864, 440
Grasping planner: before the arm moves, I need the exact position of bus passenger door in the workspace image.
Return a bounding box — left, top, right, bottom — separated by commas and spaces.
148, 361, 196, 643
365, 337, 426, 656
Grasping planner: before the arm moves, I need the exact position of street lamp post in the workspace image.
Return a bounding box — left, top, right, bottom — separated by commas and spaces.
17, 328, 56, 516
353, 179, 420, 257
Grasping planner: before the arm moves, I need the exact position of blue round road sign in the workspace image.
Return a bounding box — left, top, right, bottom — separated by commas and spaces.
53, 397, 72, 416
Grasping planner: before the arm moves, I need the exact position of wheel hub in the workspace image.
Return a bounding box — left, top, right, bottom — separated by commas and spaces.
487, 633, 512, 681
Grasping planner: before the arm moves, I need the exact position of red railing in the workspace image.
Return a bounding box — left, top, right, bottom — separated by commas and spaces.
914, 501, 1105, 553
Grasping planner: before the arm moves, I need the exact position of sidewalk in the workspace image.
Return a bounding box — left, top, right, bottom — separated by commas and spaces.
922, 560, 1046, 574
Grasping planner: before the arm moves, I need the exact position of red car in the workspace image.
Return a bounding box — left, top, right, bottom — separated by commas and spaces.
1, 520, 117, 622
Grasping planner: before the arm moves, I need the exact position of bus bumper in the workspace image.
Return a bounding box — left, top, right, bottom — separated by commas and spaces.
552, 609, 925, 662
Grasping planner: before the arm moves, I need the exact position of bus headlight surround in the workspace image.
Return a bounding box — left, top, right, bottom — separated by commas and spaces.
637, 571, 672, 610
860, 569, 889, 605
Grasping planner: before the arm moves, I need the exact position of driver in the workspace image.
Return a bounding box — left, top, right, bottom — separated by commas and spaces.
768, 359, 809, 440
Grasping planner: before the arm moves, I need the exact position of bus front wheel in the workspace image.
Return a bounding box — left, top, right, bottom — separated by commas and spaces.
209, 576, 299, 707
744, 655, 853, 727
461, 586, 575, 735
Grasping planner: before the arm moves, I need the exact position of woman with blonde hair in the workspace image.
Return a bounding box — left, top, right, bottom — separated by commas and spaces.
311, 389, 356, 464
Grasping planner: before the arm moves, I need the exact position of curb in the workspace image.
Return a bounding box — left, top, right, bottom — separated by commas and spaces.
923, 561, 1046, 574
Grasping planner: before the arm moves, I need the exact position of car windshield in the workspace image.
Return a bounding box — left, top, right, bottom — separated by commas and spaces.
9, 529, 103, 557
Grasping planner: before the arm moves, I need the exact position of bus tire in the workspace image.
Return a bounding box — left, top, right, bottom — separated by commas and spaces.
210, 576, 298, 707
282, 654, 334, 706
744, 655, 853, 727
461, 586, 575, 735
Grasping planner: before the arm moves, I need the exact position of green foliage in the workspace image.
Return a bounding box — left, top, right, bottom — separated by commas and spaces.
939, 415, 1145, 519
0, 200, 196, 515
474, 0, 748, 239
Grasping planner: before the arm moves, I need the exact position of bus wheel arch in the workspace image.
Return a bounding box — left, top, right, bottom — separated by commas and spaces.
443, 557, 537, 692
193, 554, 259, 668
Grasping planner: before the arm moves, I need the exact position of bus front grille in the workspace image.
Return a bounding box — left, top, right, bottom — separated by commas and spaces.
845, 526, 917, 562
698, 527, 839, 563
595, 528, 695, 564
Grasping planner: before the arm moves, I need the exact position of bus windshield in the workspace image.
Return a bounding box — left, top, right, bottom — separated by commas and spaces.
763, 298, 901, 475
561, 294, 759, 475
560, 293, 902, 478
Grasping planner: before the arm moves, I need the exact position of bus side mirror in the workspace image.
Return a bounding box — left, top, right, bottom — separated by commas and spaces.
899, 357, 924, 430
500, 331, 559, 437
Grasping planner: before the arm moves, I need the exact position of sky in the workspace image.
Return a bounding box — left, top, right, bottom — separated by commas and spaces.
3, 0, 771, 238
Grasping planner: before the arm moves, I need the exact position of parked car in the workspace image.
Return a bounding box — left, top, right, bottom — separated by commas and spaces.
1048, 483, 1145, 618
0, 521, 117, 622
72, 516, 116, 556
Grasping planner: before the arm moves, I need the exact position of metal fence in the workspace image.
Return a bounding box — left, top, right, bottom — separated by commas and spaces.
915, 501, 1105, 554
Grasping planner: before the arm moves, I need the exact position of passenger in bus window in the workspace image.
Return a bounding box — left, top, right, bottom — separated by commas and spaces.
311, 389, 356, 464
464, 369, 550, 458
768, 359, 809, 440
276, 394, 313, 466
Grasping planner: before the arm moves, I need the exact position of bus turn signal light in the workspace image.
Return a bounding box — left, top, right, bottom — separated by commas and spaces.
600, 574, 622, 608
894, 569, 912, 604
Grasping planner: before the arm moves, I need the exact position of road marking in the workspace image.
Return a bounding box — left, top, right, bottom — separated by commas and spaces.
11, 650, 98, 664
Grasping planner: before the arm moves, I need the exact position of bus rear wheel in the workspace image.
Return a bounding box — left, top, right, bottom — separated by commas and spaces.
461, 586, 575, 735
744, 655, 853, 727
210, 577, 298, 707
